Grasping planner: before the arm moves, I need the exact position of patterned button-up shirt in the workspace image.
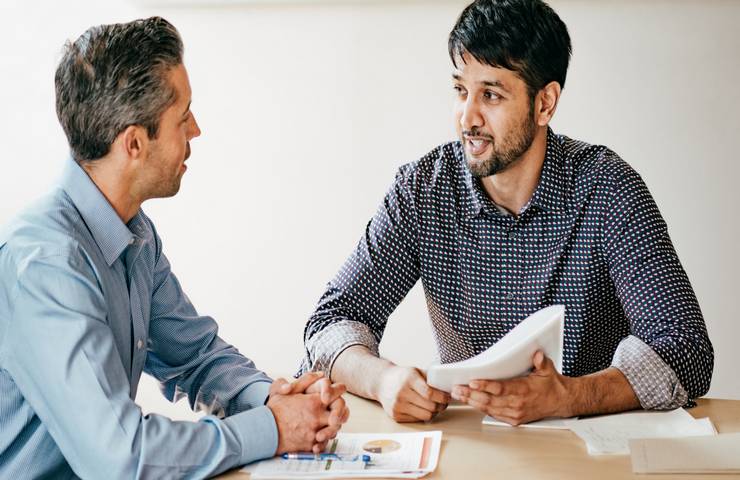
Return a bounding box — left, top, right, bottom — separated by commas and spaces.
302, 129, 713, 409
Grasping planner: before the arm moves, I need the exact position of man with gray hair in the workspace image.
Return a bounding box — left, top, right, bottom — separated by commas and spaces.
0, 17, 347, 479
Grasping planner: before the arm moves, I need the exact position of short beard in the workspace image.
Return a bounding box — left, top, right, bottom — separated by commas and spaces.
464, 107, 537, 178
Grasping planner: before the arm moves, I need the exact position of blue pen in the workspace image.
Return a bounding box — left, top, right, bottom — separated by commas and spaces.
281, 453, 371, 463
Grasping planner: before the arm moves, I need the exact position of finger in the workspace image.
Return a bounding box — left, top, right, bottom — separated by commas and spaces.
304, 377, 330, 400
394, 412, 425, 423
312, 441, 329, 454
411, 372, 450, 404
270, 378, 291, 396
288, 371, 325, 394
533, 350, 545, 370
315, 424, 341, 444
399, 399, 437, 422
340, 406, 350, 424
468, 380, 503, 395
327, 397, 347, 427
320, 382, 347, 406
451, 385, 472, 401
401, 387, 441, 414
474, 378, 529, 397
465, 389, 524, 410
466, 397, 524, 422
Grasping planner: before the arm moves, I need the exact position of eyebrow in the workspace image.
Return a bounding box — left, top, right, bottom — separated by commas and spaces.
452, 73, 510, 92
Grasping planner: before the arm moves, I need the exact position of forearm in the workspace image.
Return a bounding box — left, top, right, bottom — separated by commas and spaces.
563, 367, 640, 417
330, 345, 395, 402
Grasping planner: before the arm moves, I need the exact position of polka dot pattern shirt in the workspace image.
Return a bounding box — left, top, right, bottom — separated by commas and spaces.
302, 129, 713, 409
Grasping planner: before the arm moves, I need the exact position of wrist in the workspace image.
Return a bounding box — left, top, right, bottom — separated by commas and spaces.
559, 374, 582, 418
369, 360, 397, 402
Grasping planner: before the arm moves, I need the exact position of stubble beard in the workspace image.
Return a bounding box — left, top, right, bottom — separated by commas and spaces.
464, 107, 538, 178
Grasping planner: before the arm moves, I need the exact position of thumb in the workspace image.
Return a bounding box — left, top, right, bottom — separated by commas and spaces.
533, 351, 548, 371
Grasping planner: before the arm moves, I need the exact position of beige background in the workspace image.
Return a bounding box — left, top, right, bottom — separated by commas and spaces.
1, 0, 738, 422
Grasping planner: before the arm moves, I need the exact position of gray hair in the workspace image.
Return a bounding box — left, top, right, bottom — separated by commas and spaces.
55, 17, 183, 162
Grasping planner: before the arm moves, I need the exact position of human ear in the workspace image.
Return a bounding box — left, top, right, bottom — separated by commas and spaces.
120, 125, 149, 160
534, 81, 562, 126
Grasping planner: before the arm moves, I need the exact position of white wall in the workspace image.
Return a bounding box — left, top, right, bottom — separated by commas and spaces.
1, 0, 738, 421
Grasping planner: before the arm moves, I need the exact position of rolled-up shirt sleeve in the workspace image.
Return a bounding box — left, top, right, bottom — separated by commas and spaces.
602, 156, 713, 408
1, 252, 277, 479
302, 166, 421, 376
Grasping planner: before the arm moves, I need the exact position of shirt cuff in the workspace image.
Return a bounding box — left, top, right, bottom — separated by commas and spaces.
222, 405, 278, 466
305, 320, 379, 378
230, 380, 273, 415
611, 334, 689, 410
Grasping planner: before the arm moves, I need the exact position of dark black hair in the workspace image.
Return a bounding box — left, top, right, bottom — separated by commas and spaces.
55, 17, 183, 162
449, 0, 572, 99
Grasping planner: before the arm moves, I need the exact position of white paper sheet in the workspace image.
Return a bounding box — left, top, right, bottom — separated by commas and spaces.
243, 431, 442, 479
630, 432, 740, 473
482, 415, 576, 430
568, 408, 716, 455
427, 305, 564, 392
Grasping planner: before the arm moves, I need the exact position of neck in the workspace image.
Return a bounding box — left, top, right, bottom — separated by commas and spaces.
81, 157, 142, 224
479, 126, 548, 217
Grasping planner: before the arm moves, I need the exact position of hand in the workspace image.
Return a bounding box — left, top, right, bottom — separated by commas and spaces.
267, 390, 332, 455
269, 372, 350, 452
450, 351, 571, 425
376, 365, 450, 423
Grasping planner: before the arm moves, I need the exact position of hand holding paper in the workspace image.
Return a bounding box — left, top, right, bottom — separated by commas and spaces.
452, 350, 572, 425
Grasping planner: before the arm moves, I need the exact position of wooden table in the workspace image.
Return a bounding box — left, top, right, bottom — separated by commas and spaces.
220, 395, 740, 479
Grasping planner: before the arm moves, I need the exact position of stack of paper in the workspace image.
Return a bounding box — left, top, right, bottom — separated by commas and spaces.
243, 431, 442, 479
567, 408, 716, 455
427, 305, 564, 392
483, 408, 717, 456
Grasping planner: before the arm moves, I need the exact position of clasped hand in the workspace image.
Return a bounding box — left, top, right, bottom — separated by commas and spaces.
266, 372, 350, 454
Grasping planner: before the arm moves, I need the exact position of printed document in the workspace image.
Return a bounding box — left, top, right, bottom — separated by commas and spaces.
243, 431, 442, 479
567, 407, 716, 455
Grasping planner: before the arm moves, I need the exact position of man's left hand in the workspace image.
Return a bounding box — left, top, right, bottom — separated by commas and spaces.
450, 351, 572, 425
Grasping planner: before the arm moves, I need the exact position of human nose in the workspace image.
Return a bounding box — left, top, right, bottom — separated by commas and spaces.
459, 97, 484, 132
189, 113, 202, 139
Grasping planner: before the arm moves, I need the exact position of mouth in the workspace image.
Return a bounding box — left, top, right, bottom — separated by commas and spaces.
464, 136, 492, 157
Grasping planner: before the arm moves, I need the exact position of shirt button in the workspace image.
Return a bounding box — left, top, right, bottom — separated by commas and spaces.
506, 292, 515, 300
137, 339, 144, 350
508, 231, 517, 240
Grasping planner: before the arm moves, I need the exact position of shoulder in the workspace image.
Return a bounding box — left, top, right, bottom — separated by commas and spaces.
0, 189, 95, 279
556, 134, 648, 203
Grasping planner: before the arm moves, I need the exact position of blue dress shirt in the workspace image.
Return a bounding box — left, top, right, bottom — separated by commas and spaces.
0, 159, 278, 478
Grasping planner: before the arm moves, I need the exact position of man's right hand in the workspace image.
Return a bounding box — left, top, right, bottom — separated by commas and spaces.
376, 365, 449, 422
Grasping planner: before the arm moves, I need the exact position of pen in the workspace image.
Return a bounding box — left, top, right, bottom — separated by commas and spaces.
281, 453, 371, 463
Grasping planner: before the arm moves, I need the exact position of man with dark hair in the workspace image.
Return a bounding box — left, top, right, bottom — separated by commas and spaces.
302, 0, 713, 425
0, 17, 348, 479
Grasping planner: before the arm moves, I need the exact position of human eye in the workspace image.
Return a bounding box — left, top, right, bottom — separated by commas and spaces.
453, 84, 467, 97
483, 90, 501, 101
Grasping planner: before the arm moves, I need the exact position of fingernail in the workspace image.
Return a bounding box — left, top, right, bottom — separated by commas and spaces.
469, 381, 480, 389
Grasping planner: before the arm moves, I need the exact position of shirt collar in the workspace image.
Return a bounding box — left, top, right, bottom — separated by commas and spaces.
60, 158, 141, 267
460, 127, 570, 218
527, 128, 570, 214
